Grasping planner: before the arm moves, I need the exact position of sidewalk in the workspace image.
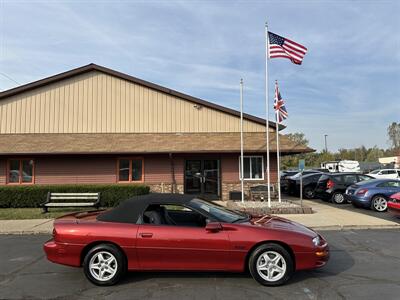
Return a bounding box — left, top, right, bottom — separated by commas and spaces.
0, 199, 399, 234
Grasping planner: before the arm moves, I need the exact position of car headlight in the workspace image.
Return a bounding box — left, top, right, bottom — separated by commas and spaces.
312, 236, 321, 247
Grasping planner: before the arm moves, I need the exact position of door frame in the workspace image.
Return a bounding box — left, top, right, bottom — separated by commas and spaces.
184, 157, 221, 200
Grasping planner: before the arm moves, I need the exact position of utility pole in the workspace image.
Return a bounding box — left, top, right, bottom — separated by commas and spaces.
324, 134, 328, 152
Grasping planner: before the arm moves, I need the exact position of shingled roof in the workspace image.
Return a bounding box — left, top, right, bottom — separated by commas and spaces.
0, 133, 313, 155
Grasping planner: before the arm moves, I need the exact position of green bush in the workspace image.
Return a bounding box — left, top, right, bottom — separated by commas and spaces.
0, 184, 150, 208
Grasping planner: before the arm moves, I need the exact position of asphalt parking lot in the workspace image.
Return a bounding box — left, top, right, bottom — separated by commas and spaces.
1, 230, 399, 300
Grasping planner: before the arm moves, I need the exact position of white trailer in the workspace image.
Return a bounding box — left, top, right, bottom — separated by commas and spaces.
321, 160, 360, 173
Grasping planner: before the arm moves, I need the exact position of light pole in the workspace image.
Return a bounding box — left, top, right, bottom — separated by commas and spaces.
324, 134, 328, 152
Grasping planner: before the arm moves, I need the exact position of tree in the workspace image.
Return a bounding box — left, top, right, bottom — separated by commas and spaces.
284, 133, 309, 147
387, 122, 400, 149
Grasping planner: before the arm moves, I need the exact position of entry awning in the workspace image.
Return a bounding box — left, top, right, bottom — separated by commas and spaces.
0, 133, 313, 155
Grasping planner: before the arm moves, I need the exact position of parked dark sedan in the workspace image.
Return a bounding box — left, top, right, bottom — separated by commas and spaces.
286, 173, 325, 199
282, 170, 328, 194
314, 173, 373, 204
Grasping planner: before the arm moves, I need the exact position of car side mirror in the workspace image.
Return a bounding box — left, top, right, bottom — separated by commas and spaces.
205, 222, 222, 232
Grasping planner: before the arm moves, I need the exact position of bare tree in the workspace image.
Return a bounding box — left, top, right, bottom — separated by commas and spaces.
387, 122, 400, 149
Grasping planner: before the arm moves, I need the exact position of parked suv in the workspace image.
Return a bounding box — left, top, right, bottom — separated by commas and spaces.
314, 173, 373, 204
366, 169, 400, 179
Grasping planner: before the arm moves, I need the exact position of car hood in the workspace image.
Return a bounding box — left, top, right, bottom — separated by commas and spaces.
246, 215, 317, 237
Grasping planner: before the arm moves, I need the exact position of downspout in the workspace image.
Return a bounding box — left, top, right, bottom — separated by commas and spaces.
169, 153, 176, 193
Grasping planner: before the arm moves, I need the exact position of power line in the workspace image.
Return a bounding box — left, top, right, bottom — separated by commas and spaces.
0, 72, 20, 85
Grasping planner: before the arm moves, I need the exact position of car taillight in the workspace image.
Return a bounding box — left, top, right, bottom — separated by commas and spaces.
327, 179, 335, 189
356, 188, 368, 195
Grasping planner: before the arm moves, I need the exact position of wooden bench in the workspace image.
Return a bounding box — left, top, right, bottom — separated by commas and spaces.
42, 192, 101, 213
250, 184, 277, 201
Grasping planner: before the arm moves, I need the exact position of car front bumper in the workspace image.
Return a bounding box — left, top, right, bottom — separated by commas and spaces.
388, 201, 400, 218
43, 239, 82, 267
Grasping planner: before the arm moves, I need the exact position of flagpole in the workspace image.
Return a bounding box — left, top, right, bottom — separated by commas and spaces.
275, 81, 282, 203
265, 22, 271, 208
240, 79, 244, 203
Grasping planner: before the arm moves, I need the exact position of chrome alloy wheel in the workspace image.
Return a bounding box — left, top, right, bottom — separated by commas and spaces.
256, 251, 287, 282
89, 251, 118, 282
333, 193, 345, 204
373, 196, 387, 212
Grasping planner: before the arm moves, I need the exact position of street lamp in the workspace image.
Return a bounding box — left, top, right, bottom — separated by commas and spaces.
324, 134, 328, 152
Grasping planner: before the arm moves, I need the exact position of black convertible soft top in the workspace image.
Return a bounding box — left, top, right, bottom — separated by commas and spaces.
97, 193, 196, 224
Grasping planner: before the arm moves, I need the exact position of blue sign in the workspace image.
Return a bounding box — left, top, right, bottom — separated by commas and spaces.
298, 159, 305, 172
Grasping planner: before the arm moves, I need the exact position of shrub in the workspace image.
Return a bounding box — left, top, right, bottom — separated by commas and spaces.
0, 184, 150, 208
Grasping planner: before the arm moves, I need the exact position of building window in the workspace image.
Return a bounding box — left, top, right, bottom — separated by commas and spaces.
239, 156, 264, 180
117, 158, 144, 182
8, 159, 35, 184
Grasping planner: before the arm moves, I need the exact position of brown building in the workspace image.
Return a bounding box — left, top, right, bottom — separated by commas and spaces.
0, 64, 311, 200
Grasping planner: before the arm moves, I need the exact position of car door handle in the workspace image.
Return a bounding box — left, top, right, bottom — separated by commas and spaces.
139, 233, 153, 238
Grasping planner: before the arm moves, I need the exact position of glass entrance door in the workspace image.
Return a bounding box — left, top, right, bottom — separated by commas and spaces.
185, 159, 220, 199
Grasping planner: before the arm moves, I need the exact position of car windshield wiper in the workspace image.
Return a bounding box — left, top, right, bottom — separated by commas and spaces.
232, 213, 250, 223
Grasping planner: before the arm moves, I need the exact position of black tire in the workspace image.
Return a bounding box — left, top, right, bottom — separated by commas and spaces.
248, 243, 294, 286
331, 192, 345, 204
370, 195, 388, 212
83, 243, 126, 286
303, 186, 315, 199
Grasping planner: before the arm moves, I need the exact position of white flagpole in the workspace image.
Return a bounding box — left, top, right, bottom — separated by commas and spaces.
265, 22, 271, 208
275, 81, 282, 203
240, 79, 245, 203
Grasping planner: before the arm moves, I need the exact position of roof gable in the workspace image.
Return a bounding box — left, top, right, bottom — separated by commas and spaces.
0, 63, 281, 130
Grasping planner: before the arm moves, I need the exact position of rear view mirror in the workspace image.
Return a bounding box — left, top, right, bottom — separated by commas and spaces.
205, 222, 222, 232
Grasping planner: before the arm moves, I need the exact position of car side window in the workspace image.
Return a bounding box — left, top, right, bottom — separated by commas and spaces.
377, 181, 399, 187
343, 175, 357, 184
142, 204, 207, 227
358, 175, 371, 181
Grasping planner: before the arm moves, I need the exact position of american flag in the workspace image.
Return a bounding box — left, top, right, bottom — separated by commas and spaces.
274, 81, 288, 123
268, 31, 307, 65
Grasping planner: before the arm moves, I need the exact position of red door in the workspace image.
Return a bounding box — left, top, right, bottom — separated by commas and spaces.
136, 224, 232, 270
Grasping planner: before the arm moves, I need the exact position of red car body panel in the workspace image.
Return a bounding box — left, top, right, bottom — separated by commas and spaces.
44, 211, 329, 272
388, 192, 400, 218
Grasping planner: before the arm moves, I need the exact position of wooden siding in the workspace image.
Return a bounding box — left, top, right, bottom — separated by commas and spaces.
0, 154, 277, 187
35, 157, 117, 185
0, 71, 267, 134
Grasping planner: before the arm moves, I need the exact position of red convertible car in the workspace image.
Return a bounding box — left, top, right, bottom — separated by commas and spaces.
44, 194, 329, 286
388, 192, 400, 218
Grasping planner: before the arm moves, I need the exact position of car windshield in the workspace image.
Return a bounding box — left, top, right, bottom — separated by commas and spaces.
189, 199, 248, 223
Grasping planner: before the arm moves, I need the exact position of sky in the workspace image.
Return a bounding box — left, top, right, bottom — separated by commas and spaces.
0, 0, 399, 151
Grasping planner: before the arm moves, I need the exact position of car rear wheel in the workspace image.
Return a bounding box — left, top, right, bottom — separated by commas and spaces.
332, 192, 345, 204
83, 244, 126, 286
371, 195, 388, 212
249, 243, 294, 286
304, 186, 315, 199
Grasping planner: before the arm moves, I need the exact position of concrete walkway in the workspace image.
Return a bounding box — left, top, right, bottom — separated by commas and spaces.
280, 199, 400, 230
0, 199, 399, 234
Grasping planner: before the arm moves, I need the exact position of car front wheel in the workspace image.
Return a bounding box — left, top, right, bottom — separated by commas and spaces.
249, 243, 294, 286
371, 195, 388, 212
304, 186, 315, 199
332, 192, 345, 204
83, 244, 126, 286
